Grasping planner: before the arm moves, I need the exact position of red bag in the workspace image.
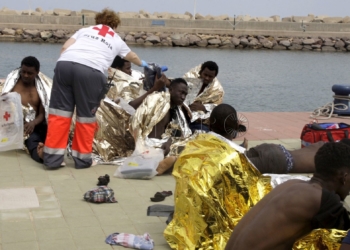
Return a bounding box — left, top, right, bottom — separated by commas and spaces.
300, 122, 350, 147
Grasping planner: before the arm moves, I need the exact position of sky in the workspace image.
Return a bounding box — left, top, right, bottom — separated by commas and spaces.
2, 0, 350, 18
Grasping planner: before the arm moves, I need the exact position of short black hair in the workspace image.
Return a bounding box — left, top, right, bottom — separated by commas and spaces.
340, 138, 350, 147
169, 78, 188, 88
111, 56, 128, 69
199, 61, 219, 76
21, 56, 40, 72
314, 142, 350, 177
210, 103, 239, 137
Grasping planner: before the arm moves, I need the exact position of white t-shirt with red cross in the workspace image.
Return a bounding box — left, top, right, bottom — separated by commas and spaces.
58, 24, 131, 73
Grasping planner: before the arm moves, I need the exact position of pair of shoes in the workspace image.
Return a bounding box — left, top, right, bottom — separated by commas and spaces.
150, 191, 173, 202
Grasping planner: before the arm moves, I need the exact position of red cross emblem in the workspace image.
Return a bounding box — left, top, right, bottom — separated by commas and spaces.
3, 111, 10, 121
93, 25, 115, 37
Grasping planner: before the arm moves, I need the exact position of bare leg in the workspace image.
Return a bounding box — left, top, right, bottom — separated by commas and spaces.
242, 138, 248, 149
37, 142, 44, 160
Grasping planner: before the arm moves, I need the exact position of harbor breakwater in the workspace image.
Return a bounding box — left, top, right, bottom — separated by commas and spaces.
1, 7, 350, 51
1, 27, 350, 52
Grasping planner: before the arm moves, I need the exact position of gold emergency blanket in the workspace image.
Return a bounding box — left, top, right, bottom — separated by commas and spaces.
293, 229, 347, 250
93, 98, 135, 162
164, 133, 272, 249
107, 67, 144, 102
130, 91, 170, 141
129, 91, 192, 152
164, 133, 347, 249
92, 68, 143, 163
183, 65, 224, 123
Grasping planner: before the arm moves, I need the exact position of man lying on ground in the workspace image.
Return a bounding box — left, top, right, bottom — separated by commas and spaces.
225, 141, 350, 250
1, 56, 52, 163
158, 103, 324, 175
210, 104, 324, 174
183, 61, 224, 132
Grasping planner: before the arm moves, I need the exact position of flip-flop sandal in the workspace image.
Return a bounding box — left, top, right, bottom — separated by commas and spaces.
150, 196, 165, 202
160, 191, 173, 197
150, 191, 173, 202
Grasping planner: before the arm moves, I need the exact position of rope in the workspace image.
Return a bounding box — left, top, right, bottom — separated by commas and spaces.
310, 95, 350, 120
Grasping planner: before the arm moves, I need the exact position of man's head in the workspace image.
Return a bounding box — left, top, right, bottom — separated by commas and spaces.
209, 103, 246, 140
169, 78, 188, 106
314, 142, 350, 200
199, 61, 219, 86
111, 56, 131, 75
20, 56, 40, 85
95, 8, 121, 29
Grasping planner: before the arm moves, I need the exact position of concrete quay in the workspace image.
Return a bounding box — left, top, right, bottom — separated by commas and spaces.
0, 111, 349, 249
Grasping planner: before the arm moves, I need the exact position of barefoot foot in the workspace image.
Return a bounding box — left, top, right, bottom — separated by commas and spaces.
37, 142, 44, 160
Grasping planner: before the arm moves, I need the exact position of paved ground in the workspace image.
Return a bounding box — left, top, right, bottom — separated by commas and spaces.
0, 112, 349, 250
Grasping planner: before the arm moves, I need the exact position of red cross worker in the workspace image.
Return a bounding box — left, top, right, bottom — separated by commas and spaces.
43, 8, 148, 169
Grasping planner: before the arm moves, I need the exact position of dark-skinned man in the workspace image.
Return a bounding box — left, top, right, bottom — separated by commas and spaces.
1, 56, 51, 163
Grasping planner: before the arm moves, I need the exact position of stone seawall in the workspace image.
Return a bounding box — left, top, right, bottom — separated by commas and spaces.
1, 27, 350, 52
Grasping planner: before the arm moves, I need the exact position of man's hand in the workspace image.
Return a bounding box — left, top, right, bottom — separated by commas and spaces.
24, 121, 35, 135
161, 139, 172, 156
152, 74, 166, 91
189, 101, 207, 112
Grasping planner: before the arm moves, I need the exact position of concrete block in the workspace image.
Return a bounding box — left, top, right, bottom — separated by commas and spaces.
184, 11, 193, 19
31, 11, 42, 16
195, 13, 204, 20
341, 16, 350, 23
0, 9, 18, 15
53, 8, 71, 14
323, 17, 343, 24
270, 15, 281, 22
282, 17, 292, 22
81, 9, 97, 14
256, 17, 274, 22
292, 16, 314, 23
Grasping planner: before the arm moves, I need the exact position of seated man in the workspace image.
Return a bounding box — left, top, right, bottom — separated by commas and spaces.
110, 55, 143, 79
111, 55, 132, 76
129, 78, 191, 156
183, 61, 224, 132
225, 141, 350, 249
1, 56, 51, 163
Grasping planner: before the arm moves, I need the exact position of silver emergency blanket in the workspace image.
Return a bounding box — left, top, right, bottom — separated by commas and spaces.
91, 68, 144, 164
1, 68, 52, 122
0, 69, 52, 145
183, 64, 224, 123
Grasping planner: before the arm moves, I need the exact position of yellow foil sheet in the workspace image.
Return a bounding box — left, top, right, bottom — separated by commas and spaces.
164, 133, 347, 249
164, 133, 272, 249
293, 229, 347, 250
